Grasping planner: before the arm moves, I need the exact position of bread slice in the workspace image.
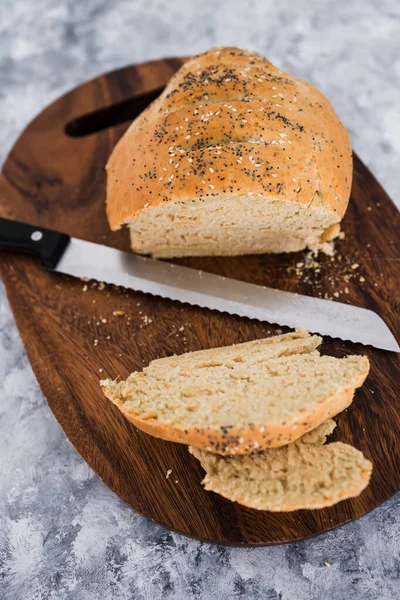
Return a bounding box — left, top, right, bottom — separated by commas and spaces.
106, 47, 352, 257
101, 330, 369, 455
189, 420, 372, 511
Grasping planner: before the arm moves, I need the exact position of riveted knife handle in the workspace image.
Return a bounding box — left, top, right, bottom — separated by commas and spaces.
0, 217, 70, 269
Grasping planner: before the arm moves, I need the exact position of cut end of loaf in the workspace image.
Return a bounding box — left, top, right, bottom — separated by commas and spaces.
128, 195, 340, 258
101, 329, 370, 455
189, 421, 372, 511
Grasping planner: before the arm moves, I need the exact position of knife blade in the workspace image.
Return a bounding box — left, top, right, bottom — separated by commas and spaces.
1, 217, 398, 352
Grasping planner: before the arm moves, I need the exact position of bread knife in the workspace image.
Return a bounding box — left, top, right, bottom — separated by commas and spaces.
0, 217, 398, 352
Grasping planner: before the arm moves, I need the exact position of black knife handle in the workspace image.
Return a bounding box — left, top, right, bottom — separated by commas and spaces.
0, 217, 70, 269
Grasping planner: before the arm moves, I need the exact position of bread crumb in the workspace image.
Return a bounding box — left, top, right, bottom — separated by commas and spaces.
82, 285, 88, 292
333, 291, 339, 298
141, 315, 153, 325
113, 310, 125, 317
98, 282, 105, 291
351, 263, 359, 270
175, 480, 179, 484
359, 276, 365, 283
166, 469, 172, 479
99, 368, 103, 373
323, 560, 331, 567
101, 318, 107, 324
94, 339, 98, 346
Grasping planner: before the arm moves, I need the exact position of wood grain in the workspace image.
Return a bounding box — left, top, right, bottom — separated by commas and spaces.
0, 57, 399, 545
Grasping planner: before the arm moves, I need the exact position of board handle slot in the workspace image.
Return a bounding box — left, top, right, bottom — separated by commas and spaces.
64, 86, 164, 137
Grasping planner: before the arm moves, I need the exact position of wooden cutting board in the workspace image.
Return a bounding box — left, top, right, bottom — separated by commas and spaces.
0, 57, 399, 546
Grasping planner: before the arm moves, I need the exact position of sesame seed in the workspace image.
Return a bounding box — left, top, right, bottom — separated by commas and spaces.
209, 184, 215, 189
259, 426, 265, 432
159, 177, 163, 181
209, 167, 214, 173
185, 135, 191, 140
248, 191, 254, 196
271, 174, 278, 178
175, 163, 179, 168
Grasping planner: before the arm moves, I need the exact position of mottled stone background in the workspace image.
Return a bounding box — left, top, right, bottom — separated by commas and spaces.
0, 1, 399, 598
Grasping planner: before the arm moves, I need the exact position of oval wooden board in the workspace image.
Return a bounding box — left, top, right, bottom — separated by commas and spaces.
0, 57, 399, 546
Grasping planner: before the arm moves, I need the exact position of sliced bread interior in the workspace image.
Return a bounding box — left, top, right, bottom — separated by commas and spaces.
189, 420, 372, 511
101, 329, 369, 455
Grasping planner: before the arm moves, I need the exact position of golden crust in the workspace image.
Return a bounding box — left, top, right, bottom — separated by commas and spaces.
101, 357, 369, 455
106, 46, 352, 232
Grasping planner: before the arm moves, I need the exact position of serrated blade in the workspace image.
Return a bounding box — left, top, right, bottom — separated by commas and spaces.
55, 238, 399, 352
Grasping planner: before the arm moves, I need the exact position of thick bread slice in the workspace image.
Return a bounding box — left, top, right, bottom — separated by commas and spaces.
101, 330, 369, 455
189, 421, 372, 511
106, 47, 352, 257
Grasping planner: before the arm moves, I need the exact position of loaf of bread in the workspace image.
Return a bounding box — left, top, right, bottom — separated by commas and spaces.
189, 420, 372, 511
101, 330, 369, 455
106, 47, 352, 257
